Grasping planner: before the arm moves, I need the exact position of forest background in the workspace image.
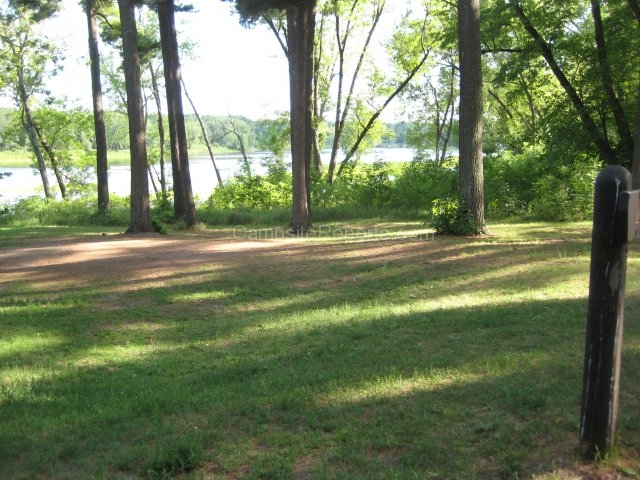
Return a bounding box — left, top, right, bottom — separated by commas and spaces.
1, 0, 639, 229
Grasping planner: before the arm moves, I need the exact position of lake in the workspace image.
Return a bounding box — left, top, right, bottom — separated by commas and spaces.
0, 148, 417, 203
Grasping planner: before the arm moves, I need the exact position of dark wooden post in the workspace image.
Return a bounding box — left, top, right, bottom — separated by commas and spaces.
580, 165, 631, 458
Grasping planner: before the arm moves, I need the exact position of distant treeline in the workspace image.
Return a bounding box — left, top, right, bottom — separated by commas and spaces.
0, 107, 414, 155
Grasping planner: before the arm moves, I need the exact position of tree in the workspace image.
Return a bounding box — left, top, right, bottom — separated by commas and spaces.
118, 0, 154, 232
457, 0, 485, 232
85, 0, 110, 213
0, 6, 60, 199
504, 0, 638, 167
156, 0, 197, 227
224, 0, 315, 233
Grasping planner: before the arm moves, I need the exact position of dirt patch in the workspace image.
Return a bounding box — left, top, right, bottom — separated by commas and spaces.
0, 231, 301, 291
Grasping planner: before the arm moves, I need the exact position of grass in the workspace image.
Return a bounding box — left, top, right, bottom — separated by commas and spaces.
0, 220, 638, 479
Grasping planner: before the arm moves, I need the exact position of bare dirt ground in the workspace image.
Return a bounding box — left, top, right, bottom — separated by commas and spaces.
0, 231, 302, 291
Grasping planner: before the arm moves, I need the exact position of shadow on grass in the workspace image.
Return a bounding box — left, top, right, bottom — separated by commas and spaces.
0, 223, 638, 479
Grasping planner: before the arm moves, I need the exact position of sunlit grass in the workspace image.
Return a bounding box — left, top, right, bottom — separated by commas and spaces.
0, 220, 638, 479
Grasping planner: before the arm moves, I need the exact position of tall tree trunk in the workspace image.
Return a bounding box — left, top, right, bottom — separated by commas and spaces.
149, 64, 167, 195
158, 0, 197, 227
16, 53, 52, 198
118, 0, 154, 233
86, 0, 110, 214
457, 0, 485, 231
287, 2, 315, 233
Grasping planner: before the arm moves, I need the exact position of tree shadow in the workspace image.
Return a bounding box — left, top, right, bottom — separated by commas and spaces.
0, 225, 638, 479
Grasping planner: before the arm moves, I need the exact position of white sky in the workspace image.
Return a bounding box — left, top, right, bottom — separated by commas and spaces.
40, 0, 291, 119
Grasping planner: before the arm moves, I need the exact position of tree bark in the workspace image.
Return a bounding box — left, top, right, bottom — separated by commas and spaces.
458, 0, 485, 231
86, 0, 110, 214
149, 64, 167, 196
287, 2, 315, 233
158, 0, 197, 227
118, 0, 154, 233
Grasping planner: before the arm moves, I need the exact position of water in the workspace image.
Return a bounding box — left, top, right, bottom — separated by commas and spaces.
0, 148, 416, 203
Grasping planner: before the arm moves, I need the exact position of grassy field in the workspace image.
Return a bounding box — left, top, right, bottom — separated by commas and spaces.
0, 221, 638, 479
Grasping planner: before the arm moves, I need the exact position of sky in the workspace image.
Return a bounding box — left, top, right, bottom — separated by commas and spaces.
39, 0, 291, 119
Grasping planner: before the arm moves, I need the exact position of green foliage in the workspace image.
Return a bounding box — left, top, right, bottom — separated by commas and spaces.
484, 146, 602, 221
389, 159, 458, 212
429, 197, 484, 235
530, 158, 601, 221
208, 172, 292, 210
316, 161, 399, 209
484, 147, 547, 218
0, 195, 129, 226
150, 192, 174, 234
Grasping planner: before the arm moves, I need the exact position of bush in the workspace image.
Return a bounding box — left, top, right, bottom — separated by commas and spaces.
484, 147, 547, 218
390, 160, 458, 212
0, 195, 130, 227
208, 174, 291, 210
429, 197, 484, 236
315, 161, 400, 209
530, 158, 600, 221
484, 146, 602, 221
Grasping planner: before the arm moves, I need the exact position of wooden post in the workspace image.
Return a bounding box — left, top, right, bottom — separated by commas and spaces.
580, 165, 631, 458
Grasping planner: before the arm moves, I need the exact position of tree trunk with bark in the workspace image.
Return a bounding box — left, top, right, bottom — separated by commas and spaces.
287, 2, 315, 233
591, 0, 634, 164
158, 0, 197, 227
33, 122, 67, 198
149, 64, 167, 196
86, 0, 110, 214
457, 0, 485, 231
118, 0, 154, 233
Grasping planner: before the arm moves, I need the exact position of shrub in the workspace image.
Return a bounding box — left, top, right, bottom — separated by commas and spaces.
0, 195, 130, 227
530, 158, 600, 221
390, 160, 458, 212
208, 174, 291, 210
316, 161, 399, 209
429, 197, 484, 236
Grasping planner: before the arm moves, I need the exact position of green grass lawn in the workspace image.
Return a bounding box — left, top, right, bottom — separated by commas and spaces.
0, 221, 638, 479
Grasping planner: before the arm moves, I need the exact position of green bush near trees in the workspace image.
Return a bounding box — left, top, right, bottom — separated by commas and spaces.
0, 145, 603, 229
